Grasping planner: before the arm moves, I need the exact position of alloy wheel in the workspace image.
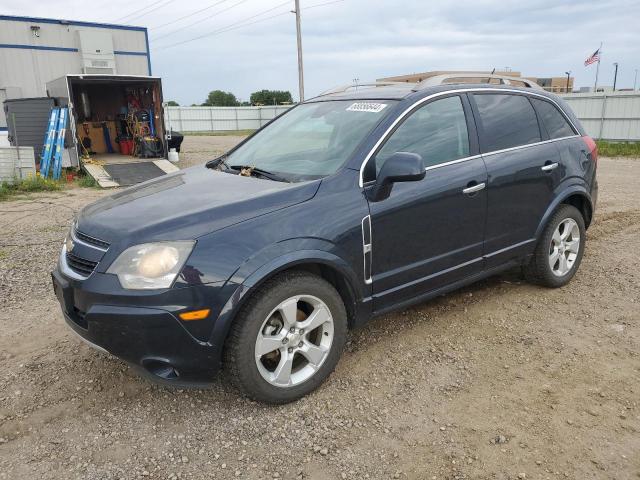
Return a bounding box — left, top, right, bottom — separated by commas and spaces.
548, 218, 580, 277
254, 295, 334, 388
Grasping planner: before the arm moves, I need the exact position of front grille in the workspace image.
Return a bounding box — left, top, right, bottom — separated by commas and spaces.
74, 228, 110, 250
66, 252, 99, 277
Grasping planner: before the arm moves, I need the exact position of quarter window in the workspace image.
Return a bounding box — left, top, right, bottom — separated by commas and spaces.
531, 98, 576, 139
374, 96, 470, 173
474, 94, 541, 151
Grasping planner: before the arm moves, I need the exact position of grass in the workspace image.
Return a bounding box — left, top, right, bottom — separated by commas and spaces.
0, 175, 62, 201
75, 174, 98, 188
182, 129, 255, 137
596, 141, 640, 157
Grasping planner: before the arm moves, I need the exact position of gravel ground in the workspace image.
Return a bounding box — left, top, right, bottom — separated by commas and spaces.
0, 136, 638, 480
176, 135, 246, 169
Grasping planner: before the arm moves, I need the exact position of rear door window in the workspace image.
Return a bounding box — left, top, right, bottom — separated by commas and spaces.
473, 94, 541, 152
530, 98, 576, 139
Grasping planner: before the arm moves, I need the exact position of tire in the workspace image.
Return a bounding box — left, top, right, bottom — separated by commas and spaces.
524, 204, 586, 288
224, 271, 347, 404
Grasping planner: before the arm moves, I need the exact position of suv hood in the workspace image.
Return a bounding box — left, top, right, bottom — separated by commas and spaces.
77, 165, 321, 243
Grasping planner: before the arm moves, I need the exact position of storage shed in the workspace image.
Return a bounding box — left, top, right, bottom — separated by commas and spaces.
3, 97, 56, 161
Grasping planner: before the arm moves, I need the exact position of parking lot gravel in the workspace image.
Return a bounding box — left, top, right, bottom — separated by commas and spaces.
0, 136, 638, 479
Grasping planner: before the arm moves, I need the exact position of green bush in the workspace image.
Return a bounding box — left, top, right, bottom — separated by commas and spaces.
0, 175, 62, 201
596, 141, 640, 157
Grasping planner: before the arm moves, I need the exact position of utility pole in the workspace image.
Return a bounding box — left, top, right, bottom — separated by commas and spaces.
565, 71, 571, 93
613, 62, 619, 91
634, 69, 638, 90
293, 0, 304, 102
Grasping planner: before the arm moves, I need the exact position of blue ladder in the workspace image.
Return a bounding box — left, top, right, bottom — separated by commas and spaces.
40, 108, 60, 178
51, 107, 68, 180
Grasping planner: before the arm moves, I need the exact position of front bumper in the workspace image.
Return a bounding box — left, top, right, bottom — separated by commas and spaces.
52, 267, 238, 385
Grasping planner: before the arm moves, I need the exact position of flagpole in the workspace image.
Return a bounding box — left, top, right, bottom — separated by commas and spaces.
594, 41, 602, 92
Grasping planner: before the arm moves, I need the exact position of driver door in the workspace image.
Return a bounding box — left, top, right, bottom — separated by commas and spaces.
363, 94, 488, 311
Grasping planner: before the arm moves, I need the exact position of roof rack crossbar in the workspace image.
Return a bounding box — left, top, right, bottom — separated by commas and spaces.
412, 73, 543, 91
316, 81, 411, 98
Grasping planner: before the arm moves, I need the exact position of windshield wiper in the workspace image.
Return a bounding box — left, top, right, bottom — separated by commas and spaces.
206, 154, 230, 170
229, 165, 289, 183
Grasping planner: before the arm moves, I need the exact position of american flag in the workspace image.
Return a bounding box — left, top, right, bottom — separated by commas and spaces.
584, 48, 601, 66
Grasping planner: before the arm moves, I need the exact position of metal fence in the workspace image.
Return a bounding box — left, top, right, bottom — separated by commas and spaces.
165, 93, 640, 142
561, 92, 640, 141
164, 105, 291, 133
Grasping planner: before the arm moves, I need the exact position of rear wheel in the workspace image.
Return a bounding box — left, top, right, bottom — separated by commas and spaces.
224, 271, 347, 404
524, 204, 586, 287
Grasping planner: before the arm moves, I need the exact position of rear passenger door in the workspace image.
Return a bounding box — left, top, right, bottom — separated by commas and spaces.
470, 92, 565, 269
529, 96, 583, 186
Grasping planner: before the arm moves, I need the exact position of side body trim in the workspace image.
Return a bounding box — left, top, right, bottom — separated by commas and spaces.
361, 215, 372, 285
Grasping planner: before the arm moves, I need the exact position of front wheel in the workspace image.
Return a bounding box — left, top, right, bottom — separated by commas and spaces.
524, 204, 586, 287
224, 271, 347, 404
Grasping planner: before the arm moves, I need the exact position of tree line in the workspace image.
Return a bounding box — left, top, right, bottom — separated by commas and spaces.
166, 89, 294, 107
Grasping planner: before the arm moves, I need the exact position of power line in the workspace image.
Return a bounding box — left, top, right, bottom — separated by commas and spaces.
126, 0, 178, 22
151, 0, 251, 42
304, 0, 345, 10
113, 0, 175, 23
155, 0, 345, 49
113, 0, 167, 22
150, 0, 230, 30
155, 9, 289, 48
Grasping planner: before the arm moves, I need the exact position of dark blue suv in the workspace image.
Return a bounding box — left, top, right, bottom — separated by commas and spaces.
52, 80, 598, 403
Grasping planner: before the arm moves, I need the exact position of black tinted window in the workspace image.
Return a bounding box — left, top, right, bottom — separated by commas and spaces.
375, 96, 469, 172
474, 94, 541, 151
531, 98, 575, 139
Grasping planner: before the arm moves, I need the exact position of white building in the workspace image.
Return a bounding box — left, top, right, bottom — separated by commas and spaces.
0, 15, 151, 131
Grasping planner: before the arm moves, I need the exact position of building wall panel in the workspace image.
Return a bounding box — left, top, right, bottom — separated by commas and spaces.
114, 55, 150, 76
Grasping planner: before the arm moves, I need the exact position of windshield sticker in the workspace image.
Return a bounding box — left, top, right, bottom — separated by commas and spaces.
346, 102, 388, 113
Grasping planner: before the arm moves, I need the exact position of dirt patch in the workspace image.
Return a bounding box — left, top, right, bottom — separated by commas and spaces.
0, 151, 639, 480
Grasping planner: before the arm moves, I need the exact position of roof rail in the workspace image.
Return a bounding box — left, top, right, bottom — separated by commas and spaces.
413, 73, 543, 91
316, 81, 411, 98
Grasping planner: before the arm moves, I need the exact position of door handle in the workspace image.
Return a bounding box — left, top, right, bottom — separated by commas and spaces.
462, 182, 486, 195
541, 162, 559, 172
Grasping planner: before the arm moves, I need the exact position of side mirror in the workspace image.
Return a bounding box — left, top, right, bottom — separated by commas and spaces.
367, 152, 425, 201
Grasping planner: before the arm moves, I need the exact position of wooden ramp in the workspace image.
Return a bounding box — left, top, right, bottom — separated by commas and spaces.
82, 154, 179, 188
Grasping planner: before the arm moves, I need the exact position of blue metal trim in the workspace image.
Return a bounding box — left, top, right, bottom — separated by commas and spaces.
0, 15, 146, 32
0, 127, 8, 132
0, 44, 147, 57
114, 50, 148, 56
144, 29, 152, 75
0, 43, 78, 52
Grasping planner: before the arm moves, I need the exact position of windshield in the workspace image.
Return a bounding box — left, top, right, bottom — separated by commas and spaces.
226, 100, 397, 181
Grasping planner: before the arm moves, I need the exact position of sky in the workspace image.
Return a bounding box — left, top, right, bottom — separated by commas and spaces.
4, 0, 640, 105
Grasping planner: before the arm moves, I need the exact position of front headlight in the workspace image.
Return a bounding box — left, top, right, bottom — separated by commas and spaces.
107, 241, 195, 290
